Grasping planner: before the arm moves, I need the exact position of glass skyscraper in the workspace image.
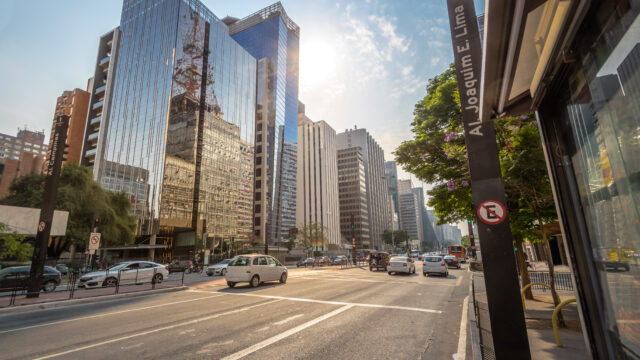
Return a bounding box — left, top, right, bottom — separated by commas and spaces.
82, 0, 256, 260
224, 2, 300, 245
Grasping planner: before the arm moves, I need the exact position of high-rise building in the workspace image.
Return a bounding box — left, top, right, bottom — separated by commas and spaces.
336, 127, 391, 250
384, 161, 399, 222
413, 187, 438, 249
225, 2, 300, 245
47, 88, 90, 167
81, 0, 257, 259
297, 103, 340, 248
0, 129, 47, 161
0, 151, 46, 199
397, 179, 422, 244
337, 147, 370, 247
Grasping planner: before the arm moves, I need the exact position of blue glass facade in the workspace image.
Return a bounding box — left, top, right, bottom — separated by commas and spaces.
88, 0, 256, 257
229, 4, 300, 244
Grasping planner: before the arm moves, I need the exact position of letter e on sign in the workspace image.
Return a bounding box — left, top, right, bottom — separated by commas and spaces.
477, 200, 507, 225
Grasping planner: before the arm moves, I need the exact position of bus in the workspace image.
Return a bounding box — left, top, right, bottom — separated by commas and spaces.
448, 245, 466, 263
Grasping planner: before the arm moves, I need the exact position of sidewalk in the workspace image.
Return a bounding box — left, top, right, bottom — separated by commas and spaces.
470, 272, 589, 359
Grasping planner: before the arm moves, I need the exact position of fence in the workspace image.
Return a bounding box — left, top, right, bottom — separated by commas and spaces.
0, 265, 187, 309
472, 273, 495, 360
526, 271, 573, 291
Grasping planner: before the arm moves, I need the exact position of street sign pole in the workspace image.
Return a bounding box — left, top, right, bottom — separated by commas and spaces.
27, 115, 69, 298
446, 0, 531, 358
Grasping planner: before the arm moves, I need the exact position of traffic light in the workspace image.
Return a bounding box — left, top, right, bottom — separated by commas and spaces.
467, 219, 472, 224
93, 217, 100, 229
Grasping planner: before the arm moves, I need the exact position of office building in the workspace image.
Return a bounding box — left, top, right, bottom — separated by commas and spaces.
396, 179, 423, 245
225, 2, 300, 245
296, 103, 340, 248
81, 0, 257, 259
336, 127, 391, 250
0, 152, 46, 199
337, 147, 370, 247
47, 88, 90, 167
384, 161, 399, 221
0, 129, 47, 161
413, 186, 439, 249
482, 1, 640, 356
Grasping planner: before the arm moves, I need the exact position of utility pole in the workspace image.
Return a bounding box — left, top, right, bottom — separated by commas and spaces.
467, 217, 477, 258
351, 214, 357, 266
27, 115, 69, 298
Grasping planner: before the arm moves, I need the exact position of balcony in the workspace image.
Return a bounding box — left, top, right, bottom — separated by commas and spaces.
92, 100, 104, 110
95, 85, 106, 95
99, 55, 110, 67
85, 148, 97, 157
89, 116, 102, 125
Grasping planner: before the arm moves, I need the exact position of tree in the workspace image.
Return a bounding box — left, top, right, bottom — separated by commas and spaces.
395, 64, 559, 311
461, 235, 470, 248
0, 223, 33, 262
0, 164, 136, 258
297, 223, 328, 256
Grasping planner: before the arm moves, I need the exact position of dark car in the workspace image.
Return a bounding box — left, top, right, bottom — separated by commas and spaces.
296, 258, 315, 267
168, 259, 192, 273
55, 264, 69, 276
332, 255, 349, 265
314, 256, 331, 266
443, 255, 461, 269
0, 266, 61, 293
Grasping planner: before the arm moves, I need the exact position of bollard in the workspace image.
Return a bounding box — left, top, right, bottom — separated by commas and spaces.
116, 270, 121, 294
181, 270, 185, 286
152, 268, 157, 290
135, 268, 139, 285
553, 298, 577, 347
521, 282, 561, 312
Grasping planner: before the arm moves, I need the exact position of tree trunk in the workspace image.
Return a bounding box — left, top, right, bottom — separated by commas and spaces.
515, 234, 533, 299
540, 220, 566, 328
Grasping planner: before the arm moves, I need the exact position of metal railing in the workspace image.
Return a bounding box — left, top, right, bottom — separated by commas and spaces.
526, 271, 573, 291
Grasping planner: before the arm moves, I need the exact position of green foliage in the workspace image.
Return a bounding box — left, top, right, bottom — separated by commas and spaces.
395, 63, 557, 238
296, 222, 328, 250
0, 223, 33, 262
0, 164, 136, 257
461, 235, 470, 248
382, 229, 410, 248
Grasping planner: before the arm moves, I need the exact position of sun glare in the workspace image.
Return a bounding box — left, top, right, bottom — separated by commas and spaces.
300, 38, 338, 87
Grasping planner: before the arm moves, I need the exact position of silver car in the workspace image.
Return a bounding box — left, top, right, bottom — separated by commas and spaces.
78, 261, 169, 288
387, 256, 415, 275
422, 256, 448, 277
225, 254, 287, 288
206, 259, 232, 276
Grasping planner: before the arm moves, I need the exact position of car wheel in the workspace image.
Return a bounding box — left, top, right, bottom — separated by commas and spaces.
185, 268, 191, 274
221, 268, 227, 276
280, 272, 287, 284
369, 267, 373, 271
250, 275, 260, 288
207, 272, 213, 276
103, 277, 118, 287
423, 272, 427, 277
153, 273, 163, 284
388, 271, 392, 275
42, 280, 57, 293
227, 281, 236, 288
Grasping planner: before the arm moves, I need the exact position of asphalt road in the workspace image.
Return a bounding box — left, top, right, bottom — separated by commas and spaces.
0, 262, 472, 360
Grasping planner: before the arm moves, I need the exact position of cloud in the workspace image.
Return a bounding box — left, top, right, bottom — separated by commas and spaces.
429, 26, 447, 35
401, 65, 413, 77
368, 15, 410, 53
431, 57, 440, 66
427, 40, 446, 48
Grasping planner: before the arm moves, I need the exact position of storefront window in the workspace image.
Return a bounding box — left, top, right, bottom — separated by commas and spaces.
543, 2, 640, 355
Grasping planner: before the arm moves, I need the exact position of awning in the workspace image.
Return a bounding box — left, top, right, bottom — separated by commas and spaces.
481, 0, 589, 120
101, 244, 168, 250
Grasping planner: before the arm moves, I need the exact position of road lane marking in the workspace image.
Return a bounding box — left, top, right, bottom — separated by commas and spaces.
293, 276, 458, 286
456, 274, 464, 286
221, 305, 354, 360
32, 299, 281, 360
454, 296, 469, 360
188, 290, 442, 314
274, 314, 304, 325
0, 294, 224, 335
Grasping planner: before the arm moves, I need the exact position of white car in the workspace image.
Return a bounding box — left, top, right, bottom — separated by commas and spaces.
206, 259, 232, 276
422, 256, 449, 277
225, 254, 287, 288
78, 261, 169, 288
387, 256, 416, 275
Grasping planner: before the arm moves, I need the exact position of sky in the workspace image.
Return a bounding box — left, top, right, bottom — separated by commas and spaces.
0, 0, 484, 235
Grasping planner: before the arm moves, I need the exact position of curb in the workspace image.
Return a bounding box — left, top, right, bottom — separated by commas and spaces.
0, 286, 188, 316
468, 273, 482, 360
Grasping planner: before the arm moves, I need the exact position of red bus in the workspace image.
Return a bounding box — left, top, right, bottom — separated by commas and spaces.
448, 245, 466, 263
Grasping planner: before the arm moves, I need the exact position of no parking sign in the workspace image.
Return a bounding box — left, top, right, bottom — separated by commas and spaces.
477, 200, 507, 225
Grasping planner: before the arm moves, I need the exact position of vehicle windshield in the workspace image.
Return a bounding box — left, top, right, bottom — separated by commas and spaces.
426, 257, 442, 262
108, 263, 130, 271
391, 257, 407, 261
229, 257, 251, 266
219, 259, 231, 264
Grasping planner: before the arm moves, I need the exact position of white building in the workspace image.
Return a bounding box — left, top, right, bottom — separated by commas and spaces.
296, 105, 341, 248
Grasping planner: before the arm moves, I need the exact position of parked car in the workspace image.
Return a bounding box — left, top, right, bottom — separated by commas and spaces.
0, 266, 61, 293
55, 264, 69, 276
387, 256, 415, 275
78, 261, 169, 288
314, 256, 331, 266
168, 259, 192, 273
443, 255, 461, 269
296, 257, 315, 268
206, 259, 232, 276
423, 256, 448, 277
333, 255, 349, 265
225, 254, 287, 288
